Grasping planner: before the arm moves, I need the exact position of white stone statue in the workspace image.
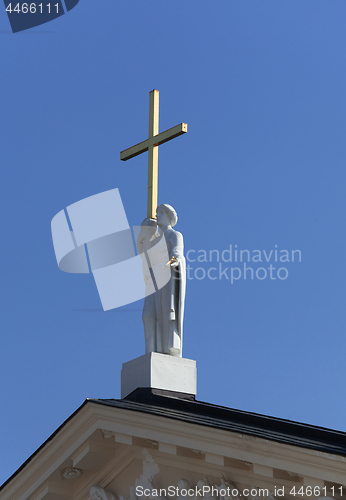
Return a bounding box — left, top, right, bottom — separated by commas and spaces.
137, 204, 186, 357
90, 485, 117, 500
218, 474, 236, 500
195, 478, 213, 500
177, 479, 191, 500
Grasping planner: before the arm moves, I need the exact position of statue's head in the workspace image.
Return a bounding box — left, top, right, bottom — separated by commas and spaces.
156, 204, 178, 227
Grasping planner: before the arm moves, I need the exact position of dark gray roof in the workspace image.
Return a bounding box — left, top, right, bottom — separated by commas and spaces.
91, 388, 346, 457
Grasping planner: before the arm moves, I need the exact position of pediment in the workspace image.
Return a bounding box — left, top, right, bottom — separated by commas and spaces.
1, 400, 345, 500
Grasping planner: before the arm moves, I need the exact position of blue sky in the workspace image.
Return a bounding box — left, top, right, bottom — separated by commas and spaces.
1, 0, 346, 486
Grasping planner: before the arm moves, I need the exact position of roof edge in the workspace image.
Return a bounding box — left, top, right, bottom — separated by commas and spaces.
0, 399, 89, 492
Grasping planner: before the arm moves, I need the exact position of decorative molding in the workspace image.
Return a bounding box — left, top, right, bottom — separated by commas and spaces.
205, 453, 224, 466
62, 467, 82, 479
116, 450, 280, 500
158, 443, 177, 455
102, 429, 115, 439
252, 464, 273, 478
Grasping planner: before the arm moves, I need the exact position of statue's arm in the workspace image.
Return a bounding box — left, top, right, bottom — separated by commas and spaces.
136, 236, 144, 254
169, 231, 184, 267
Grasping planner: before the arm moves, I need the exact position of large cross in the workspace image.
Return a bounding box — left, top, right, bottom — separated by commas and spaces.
120, 90, 188, 219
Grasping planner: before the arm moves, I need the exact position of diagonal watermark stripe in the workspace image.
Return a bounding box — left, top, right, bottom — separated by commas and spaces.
51, 188, 171, 310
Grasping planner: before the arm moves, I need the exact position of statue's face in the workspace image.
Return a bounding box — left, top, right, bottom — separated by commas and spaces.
156, 207, 170, 227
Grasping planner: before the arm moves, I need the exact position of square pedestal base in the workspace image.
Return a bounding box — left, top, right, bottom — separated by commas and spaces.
121, 352, 197, 399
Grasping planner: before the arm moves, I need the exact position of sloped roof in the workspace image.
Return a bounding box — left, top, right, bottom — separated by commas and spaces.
91, 388, 346, 457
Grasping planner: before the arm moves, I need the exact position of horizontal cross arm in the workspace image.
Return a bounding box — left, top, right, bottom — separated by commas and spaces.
120, 123, 188, 162
120, 139, 150, 161
152, 122, 188, 147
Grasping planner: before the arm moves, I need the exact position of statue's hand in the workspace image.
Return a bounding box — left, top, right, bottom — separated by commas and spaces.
170, 258, 179, 268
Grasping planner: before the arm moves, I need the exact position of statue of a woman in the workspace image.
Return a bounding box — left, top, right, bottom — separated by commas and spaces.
138, 204, 186, 357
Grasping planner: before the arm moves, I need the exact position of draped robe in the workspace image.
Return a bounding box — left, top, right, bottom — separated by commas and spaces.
139, 229, 186, 357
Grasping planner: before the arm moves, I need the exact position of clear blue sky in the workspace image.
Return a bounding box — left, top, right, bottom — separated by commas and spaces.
1, 0, 346, 486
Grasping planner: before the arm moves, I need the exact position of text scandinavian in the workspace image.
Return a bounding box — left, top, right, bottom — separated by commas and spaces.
185, 245, 301, 282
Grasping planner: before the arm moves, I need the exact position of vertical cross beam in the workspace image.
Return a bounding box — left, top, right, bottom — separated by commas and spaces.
148, 90, 159, 219
120, 90, 187, 219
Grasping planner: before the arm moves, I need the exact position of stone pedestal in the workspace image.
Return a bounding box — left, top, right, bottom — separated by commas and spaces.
121, 352, 197, 399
